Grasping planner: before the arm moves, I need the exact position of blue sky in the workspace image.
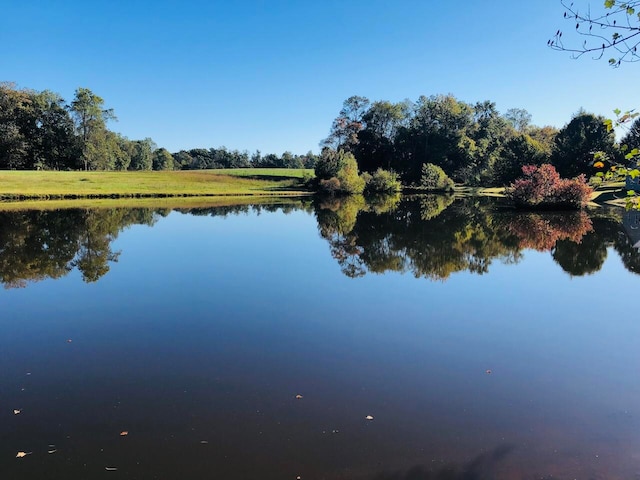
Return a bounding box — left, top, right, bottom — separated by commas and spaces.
1, 1, 636, 154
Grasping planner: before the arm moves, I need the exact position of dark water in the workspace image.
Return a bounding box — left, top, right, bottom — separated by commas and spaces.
1, 196, 640, 479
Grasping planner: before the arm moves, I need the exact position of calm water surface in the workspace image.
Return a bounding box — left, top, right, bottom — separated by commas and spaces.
1, 197, 640, 479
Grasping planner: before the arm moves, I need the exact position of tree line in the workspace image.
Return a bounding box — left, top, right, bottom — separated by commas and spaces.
314, 196, 640, 279
0, 83, 318, 171
320, 94, 640, 187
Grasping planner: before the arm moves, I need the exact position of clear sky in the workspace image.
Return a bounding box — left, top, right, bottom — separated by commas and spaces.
1, 0, 636, 155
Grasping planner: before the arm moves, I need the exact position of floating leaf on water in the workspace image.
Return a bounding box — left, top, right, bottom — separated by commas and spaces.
16, 452, 31, 458
295, 394, 303, 399
365, 415, 374, 421
13, 409, 21, 415
119, 431, 128, 436
105, 467, 118, 471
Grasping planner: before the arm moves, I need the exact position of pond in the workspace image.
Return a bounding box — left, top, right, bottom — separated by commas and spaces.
1, 196, 639, 479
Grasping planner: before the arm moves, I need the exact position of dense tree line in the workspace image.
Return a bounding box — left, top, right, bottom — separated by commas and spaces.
0, 83, 317, 171
321, 94, 622, 186
172, 147, 317, 170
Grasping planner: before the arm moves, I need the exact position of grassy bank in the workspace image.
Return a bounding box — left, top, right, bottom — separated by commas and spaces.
0, 169, 313, 200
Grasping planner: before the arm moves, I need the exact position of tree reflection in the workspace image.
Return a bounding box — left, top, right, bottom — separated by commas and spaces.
504, 211, 593, 251
1, 198, 639, 288
314, 197, 640, 280
0, 201, 312, 288
0, 208, 158, 288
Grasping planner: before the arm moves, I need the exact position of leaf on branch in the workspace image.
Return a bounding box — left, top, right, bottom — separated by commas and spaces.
604, 119, 614, 131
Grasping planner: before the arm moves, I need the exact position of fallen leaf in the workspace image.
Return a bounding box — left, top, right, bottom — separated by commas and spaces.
13, 409, 21, 415
105, 467, 118, 471
119, 431, 128, 436
16, 452, 32, 458
365, 415, 374, 421
295, 394, 303, 399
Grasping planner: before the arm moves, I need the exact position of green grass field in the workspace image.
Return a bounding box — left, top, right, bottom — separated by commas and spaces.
0, 169, 314, 200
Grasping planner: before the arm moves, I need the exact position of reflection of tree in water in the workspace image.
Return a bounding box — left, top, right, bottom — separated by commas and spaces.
0, 200, 312, 288
504, 211, 593, 251
552, 234, 607, 276
315, 196, 522, 280
178, 200, 314, 219
0, 208, 159, 288
419, 194, 455, 221
315, 197, 640, 280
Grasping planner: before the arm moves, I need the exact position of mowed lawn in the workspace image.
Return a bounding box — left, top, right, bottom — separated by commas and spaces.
0, 169, 314, 199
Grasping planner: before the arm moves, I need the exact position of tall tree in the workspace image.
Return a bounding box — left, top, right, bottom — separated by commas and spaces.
355, 100, 408, 172
152, 148, 174, 170
0, 83, 32, 169
129, 138, 155, 170
69, 88, 116, 170
504, 108, 532, 133
30, 90, 79, 170
552, 112, 617, 177
321, 96, 370, 152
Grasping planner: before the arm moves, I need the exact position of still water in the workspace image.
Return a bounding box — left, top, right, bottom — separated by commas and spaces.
1, 196, 639, 479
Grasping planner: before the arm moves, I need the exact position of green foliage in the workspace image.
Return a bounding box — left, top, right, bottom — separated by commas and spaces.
129, 139, 155, 170
419, 194, 455, 220
152, 148, 174, 171
315, 149, 365, 195
552, 112, 616, 178
364, 168, 402, 194
420, 163, 455, 191
336, 155, 365, 194
492, 133, 548, 186
324, 94, 527, 186
70, 87, 116, 171
0, 83, 80, 170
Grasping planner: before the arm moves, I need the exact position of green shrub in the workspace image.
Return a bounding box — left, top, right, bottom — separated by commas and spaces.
336, 156, 365, 194
420, 163, 454, 191
316, 150, 365, 195
364, 168, 402, 194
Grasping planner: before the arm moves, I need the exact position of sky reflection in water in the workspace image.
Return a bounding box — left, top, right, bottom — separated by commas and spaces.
0, 197, 639, 480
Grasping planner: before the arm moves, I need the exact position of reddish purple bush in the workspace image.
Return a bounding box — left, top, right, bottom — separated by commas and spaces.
507, 164, 592, 209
